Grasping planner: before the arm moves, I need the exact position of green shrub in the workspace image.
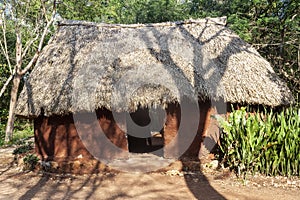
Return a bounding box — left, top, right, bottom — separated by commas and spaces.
23, 154, 39, 171
0, 122, 5, 146
12, 120, 34, 144
219, 104, 300, 178
0, 119, 33, 146
13, 142, 34, 155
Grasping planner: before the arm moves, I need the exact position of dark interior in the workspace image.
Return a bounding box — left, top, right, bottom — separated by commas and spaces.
127, 107, 164, 156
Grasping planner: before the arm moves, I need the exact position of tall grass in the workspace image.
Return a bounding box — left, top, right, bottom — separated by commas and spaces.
219, 103, 300, 178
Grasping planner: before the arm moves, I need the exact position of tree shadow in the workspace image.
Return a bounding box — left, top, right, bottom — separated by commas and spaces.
0, 160, 15, 177
19, 175, 50, 200
0, 167, 224, 199
17, 161, 110, 200
13, 17, 293, 200
135, 18, 250, 199
137, 18, 289, 199
182, 159, 226, 200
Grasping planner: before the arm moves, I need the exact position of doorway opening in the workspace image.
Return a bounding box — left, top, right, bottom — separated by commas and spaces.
126, 107, 165, 156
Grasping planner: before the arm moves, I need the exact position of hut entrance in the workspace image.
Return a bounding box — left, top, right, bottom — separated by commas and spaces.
126, 107, 165, 156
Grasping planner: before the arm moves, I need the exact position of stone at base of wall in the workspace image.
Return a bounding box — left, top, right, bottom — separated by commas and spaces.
35, 154, 218, 174
38, 159, 112, 174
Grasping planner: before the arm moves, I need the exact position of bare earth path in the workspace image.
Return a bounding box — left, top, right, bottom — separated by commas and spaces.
0, 147, 299, 200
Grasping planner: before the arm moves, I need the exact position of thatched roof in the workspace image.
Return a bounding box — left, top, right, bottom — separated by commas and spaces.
16, 17, 294, 117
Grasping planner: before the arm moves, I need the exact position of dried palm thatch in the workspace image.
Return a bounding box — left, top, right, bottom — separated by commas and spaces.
16, 17, 294, 117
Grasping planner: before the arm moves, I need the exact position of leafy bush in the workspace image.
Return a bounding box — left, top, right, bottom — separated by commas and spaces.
23, 154, 39, 171
219, 104, 300, 178
13, 142, 34, 155
12, 120, 34, 144
0, 119, 33, 146
0, 122, 5, 146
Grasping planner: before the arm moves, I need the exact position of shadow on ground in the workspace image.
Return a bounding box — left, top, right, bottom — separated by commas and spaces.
0, 157, 227, 200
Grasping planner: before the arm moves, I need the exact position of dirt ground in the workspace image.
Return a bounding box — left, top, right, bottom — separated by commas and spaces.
0, 147, 299, 200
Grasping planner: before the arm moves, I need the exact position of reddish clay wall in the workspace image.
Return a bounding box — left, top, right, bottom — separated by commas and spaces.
163, 100, 221, 159
34, 101, 222, 162
34, 108, 128, 162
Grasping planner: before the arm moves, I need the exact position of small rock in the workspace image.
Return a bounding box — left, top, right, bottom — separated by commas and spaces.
165, 170, 183, 177
209, 160, 219, 170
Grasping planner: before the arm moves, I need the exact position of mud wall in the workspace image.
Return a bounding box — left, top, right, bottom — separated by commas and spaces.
34, 108, 128, 161
34, 101, 222, 162
163, 100, 221, 159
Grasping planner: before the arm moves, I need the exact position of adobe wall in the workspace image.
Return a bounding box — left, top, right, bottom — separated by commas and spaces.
34, 108, 128, 162
34, 101, 222, 163
163, 100, 222, 159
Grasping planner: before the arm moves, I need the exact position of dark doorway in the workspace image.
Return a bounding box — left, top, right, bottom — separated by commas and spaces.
126, 107, 165, 156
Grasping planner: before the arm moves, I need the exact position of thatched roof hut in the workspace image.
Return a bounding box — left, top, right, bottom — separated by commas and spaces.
14, 17, 294, 171
16, 17, 293, 117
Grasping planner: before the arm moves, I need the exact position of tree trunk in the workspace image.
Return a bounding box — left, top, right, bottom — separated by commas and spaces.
5, 74, 21, 143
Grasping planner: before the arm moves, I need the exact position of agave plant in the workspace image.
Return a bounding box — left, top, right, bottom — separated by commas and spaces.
218, 103, 300, 178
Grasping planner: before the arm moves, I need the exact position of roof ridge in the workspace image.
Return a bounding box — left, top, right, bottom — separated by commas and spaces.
58, 17, 227, 28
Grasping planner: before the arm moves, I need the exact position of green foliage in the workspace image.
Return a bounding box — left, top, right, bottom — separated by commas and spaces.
1, 0, 54, 67
57, 0, 188, 24
129, 0, 187, 23
219, 104, 300, 178
23, 153, 39, 171
0, 121, 5, 146
13, 142, 33, 155
0, 66, 9, 142
0, 0, 55, 143
57, 0, 299, 96
0, 0, 298, 150
0, 120, 33, 147
10, 120, 33, 145
0, 66, 12, 123
187, 0, 299, 96
57, 0, 107, 22
227, 14, 252, 42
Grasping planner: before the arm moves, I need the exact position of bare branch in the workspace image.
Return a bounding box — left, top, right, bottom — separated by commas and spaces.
41, 0, 49, 23
298, 44, 300, 71
20, 0, 57, 75
21, 1, 46, 59
15, 32, 22, 73
0, 12, 12, 74
21, 33, 40, 59
37, 3, 56, 52
19, 52, 39, 76
252, 39, 298, 49
24, 0, 30, 21
0, 40, 12, 74
0, 74, 13, 98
